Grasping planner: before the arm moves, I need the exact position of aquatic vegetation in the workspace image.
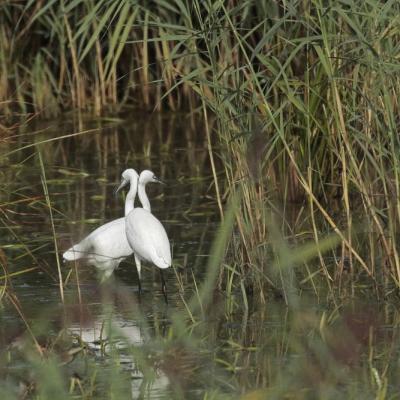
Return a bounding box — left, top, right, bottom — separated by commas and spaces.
1, 0, 400, 398
0, 115, 398, 399
2, 0, 400, 294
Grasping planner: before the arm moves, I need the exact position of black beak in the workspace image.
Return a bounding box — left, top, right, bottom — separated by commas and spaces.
114, 178, 128, 195
154, 176, 166, 185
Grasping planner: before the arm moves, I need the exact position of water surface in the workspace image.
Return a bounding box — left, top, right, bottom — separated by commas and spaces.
1, 113, 400, 399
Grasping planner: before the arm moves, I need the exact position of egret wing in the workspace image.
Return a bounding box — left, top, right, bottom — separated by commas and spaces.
127, 209, 171, 268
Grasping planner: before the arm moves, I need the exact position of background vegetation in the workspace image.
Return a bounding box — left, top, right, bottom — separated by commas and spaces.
2, 0, 400, 398
2, 0, 400, 297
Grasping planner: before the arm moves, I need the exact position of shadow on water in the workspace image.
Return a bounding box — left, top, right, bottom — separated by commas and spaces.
1, 113, 400, 399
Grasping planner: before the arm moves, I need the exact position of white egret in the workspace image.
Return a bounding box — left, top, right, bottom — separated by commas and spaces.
63, 169, 163, 285
118, 170, 171, 302
63, 169, 140, 281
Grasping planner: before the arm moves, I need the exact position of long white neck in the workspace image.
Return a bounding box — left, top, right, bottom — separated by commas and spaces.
138, 181, 151, 212
125, 178, 138, 216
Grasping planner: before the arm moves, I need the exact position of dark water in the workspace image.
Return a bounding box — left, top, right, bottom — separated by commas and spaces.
1, 113, 400, 399
0, 113, 220, 398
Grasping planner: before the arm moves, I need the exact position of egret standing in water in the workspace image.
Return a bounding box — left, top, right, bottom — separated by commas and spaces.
63, 169, 162, 284
117, 169, 171, 302
63, 169, 138, 280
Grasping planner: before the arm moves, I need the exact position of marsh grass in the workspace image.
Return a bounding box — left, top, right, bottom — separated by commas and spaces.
1, 112, 400, 399
2, 1, 400, 398
165, 0, 400, 299
4, 0, 399, 295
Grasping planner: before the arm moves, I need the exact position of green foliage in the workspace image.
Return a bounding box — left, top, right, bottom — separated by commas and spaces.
2, 0, 400, 294
2, 2, 400, 396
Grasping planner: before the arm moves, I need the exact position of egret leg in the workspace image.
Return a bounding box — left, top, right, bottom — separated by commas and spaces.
100, 265, 113, 283
160, 270, 168, 304
134, 254, 142, 296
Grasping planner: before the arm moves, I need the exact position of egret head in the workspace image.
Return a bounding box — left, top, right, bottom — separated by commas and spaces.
139, 170, 165, 185
115, 168, 139, 194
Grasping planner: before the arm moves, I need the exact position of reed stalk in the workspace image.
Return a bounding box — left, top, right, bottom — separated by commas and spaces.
2, 0, 400, 295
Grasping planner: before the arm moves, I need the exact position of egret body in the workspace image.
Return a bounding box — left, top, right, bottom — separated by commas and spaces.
120, 170, 171, 301
63, 169, 139, 280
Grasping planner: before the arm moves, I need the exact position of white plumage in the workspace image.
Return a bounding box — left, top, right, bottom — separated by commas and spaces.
63, 168, 170, 293
63, 217, 131, 280
124, 170, 171, 299
63, 169, 140, 280
126, 208, 171, 269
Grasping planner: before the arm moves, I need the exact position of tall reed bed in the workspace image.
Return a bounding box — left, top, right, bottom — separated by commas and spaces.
0, 0, 200, 117
150, 0, 400, 300
2, 0, 400, 297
